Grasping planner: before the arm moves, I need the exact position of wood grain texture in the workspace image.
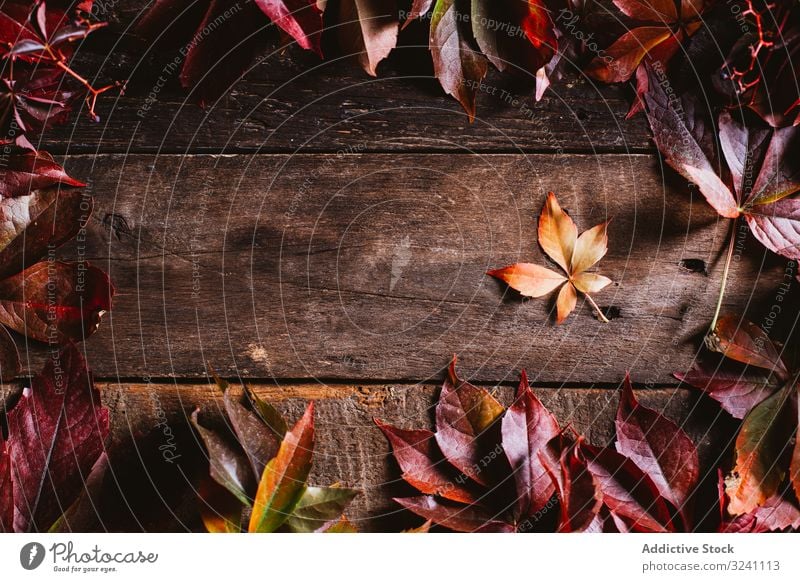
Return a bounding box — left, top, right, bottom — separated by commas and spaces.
0, 381, 735, 531
34, 152, 787, 383
33, 8, 651, 154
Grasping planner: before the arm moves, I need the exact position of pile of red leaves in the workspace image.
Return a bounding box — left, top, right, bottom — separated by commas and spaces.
0, 149, 114, 380
134, 0, 557, 117
0, 343, 110, 532
1, 0, 117, 148
379, 358, 800, 532
192, 375, 359, 533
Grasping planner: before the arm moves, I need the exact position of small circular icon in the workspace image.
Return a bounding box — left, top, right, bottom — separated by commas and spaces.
20, 542, 45, 570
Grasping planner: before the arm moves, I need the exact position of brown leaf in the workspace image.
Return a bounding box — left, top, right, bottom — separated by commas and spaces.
191, 408, 254, 506
221, 380, 280, 479
488, 192, 612, 324
338, 0, 398, 76
249, 402, 315, 532
706, 316, 789, 378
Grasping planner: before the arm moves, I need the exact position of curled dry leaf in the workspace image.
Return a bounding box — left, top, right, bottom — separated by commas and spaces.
488, 192, 612, 323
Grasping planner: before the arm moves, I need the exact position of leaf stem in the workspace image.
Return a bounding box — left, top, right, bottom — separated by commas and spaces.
709, 218, 738, 333
584, 293, 609, 323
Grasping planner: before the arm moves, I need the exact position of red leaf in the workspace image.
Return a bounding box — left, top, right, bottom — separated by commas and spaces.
338, 0, 398, 76
501, 370, 560, 517
394, 496, 514, 532
0, 324, 20, 381
540, 435, 602, 532
0, 151, 84, 198
376, 419, 478, 504
581, 442, 675, 532
434, 359, 504, 486
0, 260, 114, 343
254, 0, 323, 54
6, 343, 109, 532
613, 0, 677, 21
675, 363, 778, 419
644, 69, 740, 218
615, 375, 699, 514
745, 198, 800, 260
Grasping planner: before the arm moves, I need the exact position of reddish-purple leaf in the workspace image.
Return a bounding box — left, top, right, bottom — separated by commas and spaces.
615, 376, 699, 513
581, 442, 675, 532
394, 496, 514, 532
429, 0, 488, 121
644, 67, 740, 219
540, 435, 602, 532
376, 419, 477, 504
675, 364, 778, 420
254, 0, 323, 54
435, 359, 504, 486
6, 343, 109, 532
338, 0, 398, 76
0, 260, 114, 344
501, 370, 560, 517
0, 151, 84, 198
745, 198, 800, 261
49, 452, 108, 533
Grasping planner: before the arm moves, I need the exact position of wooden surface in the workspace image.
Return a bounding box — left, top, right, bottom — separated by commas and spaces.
2, 2, 787, 531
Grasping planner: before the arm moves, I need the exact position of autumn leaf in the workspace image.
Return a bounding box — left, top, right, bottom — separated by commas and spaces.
197, 476, 243, 533
501, 370, 560, 518
49, 452, 109, 533
488, 192, 612, 323
429, 0, 488, 122
586, 0, 709, 84
191, 408, 254, 506
717, 470, 800, 532
646, 76, 800, 261
471, 0, 555, 75
284, 485, 359, 533
3, 343, 109, 532
249, 402, 315, 533
375, 419, 478, 504
394, 496, 514, 532
319, 516, 358, 532
435, 357, 504, 485
338, 0, 399, 76
0, 151, 84, 198
136, 0, 321, 106
615, 375, 699, 519
725, 384, 794, 515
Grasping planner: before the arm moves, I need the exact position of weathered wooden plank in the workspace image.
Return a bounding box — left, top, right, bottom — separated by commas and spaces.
0, 382, 734, 531
25, 152, 786, 382
34, 11, 651, 153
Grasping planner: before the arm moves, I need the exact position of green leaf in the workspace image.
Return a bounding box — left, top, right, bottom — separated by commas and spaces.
284, 486, 359, 533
